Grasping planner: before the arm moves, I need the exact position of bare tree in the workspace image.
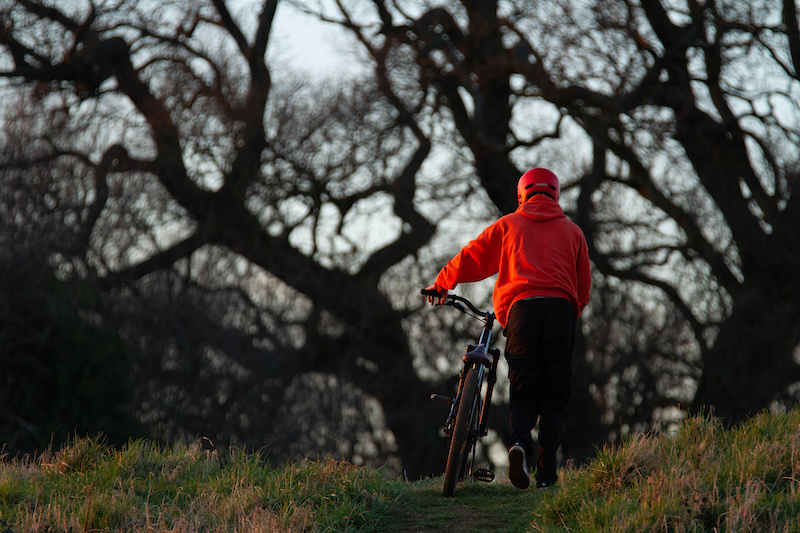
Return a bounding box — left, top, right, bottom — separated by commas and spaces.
311, 0, 800, 426
5, 0, 798, 477
0, 0, 472, 476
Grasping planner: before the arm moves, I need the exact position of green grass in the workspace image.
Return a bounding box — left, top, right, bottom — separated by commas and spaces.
0, 437, 396, 532
2, 408, 800, 532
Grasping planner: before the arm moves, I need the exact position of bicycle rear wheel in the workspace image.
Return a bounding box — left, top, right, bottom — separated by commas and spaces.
442, 365, 481, 497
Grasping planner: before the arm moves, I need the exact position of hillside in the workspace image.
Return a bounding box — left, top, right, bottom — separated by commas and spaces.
1, 408, 799, 531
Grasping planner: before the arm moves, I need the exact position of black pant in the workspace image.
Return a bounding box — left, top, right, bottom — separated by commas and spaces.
504, 297, 575, 485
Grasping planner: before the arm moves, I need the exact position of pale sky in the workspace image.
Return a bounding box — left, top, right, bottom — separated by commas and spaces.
270, 2, 356, 75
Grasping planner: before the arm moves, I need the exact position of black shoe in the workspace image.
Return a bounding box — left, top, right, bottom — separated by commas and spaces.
535, 446, 558, 490
508, 444, 530, 489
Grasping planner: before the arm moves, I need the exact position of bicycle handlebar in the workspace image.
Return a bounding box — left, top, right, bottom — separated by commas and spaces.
420, 288, 495, 319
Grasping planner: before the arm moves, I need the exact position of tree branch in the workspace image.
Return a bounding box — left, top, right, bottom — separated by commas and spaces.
606, 136, 740, 291
783, 0, 800, 75
98, 230, 209, 289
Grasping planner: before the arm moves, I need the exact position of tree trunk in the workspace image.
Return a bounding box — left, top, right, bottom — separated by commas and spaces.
338, 305, 450, 479
693, 280, 800, 423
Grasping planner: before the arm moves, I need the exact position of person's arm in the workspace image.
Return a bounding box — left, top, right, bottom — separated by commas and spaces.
426, 222, 501, 306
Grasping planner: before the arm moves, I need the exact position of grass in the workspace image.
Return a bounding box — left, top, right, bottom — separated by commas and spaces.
0, 437, 395, 532
2, 408, 800, 532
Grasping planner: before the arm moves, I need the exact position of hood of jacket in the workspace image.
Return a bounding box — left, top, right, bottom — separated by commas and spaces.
516, 195, 565, 222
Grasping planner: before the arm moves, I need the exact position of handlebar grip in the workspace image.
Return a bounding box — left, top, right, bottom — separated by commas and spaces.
420, 288, 443, 297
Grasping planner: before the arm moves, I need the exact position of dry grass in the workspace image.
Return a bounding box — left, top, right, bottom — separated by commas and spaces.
3, 408, 800, 532
0, 437, 392, 532
535, 408, 800, 532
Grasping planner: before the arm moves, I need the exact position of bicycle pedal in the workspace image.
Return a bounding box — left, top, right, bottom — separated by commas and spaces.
473, 468, 495, 482
430, 394, 453, 403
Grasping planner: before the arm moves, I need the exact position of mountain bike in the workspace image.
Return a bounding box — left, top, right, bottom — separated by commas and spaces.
421, 288, 501, 497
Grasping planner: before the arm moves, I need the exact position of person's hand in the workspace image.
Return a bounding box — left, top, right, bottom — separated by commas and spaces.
423, 285, 448, 306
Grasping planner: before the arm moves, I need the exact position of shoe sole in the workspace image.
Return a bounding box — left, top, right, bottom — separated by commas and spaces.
508, 447, 530, 489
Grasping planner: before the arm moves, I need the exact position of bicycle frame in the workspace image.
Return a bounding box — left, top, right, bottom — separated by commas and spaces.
423, 290, 500, 496
446, 311, 499, 448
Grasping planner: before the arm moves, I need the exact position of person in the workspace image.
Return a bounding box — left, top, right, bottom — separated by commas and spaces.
424, 168, 591, 489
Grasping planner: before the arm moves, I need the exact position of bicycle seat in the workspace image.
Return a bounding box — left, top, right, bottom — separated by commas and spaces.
463, 344, 492, 366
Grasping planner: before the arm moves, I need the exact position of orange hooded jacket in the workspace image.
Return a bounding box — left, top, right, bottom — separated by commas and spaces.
434, 195, 591, 327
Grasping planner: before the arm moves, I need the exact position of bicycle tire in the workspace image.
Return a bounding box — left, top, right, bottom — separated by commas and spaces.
442, 365, 481, 497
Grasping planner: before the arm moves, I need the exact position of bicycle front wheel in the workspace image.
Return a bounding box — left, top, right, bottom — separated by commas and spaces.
442, 365, 481, 497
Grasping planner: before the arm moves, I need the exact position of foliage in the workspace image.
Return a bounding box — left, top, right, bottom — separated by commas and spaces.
2, 409, 800, 532
0, 257, 143, 454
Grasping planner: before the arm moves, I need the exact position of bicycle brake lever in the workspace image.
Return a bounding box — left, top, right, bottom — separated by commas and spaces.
449, 302, 466, 313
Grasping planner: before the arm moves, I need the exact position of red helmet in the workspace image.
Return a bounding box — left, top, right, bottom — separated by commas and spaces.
517, 168, 560, 204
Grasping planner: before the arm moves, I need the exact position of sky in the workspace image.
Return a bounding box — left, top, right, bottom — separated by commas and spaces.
269, 2, 356, 76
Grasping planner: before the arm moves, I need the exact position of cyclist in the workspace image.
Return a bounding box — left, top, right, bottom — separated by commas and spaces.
424, 168, 591, 489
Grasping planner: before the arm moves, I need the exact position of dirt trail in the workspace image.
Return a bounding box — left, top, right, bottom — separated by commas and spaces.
380, 481, 541, 533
